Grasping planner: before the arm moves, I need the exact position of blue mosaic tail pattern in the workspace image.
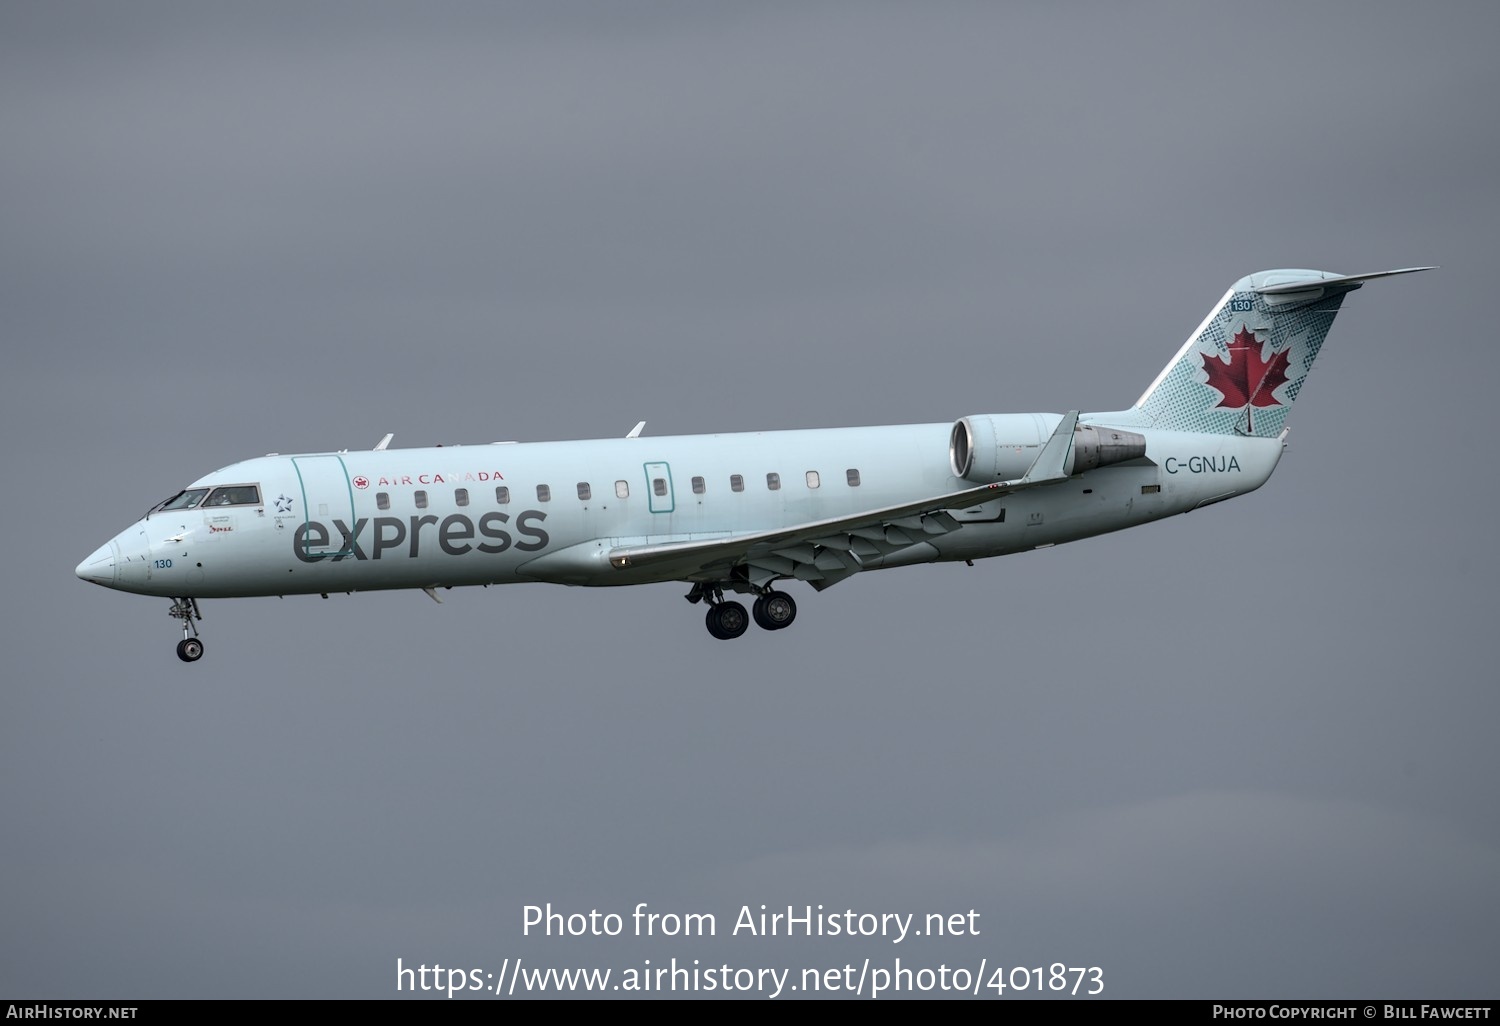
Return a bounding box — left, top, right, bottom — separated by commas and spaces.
1130, 268, 1429, 437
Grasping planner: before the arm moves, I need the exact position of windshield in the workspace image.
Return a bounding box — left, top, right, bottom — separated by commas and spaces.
204, 484, 261, 507
156, 488, 211, 512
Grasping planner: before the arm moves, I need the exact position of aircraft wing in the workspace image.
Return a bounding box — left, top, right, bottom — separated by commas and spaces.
605, 412, 1081, 588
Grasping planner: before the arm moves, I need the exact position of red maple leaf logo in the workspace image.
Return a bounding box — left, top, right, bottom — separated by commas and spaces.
1201, 326, 1290, 421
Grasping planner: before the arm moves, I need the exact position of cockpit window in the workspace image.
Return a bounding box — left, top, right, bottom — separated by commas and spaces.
204, 484, 262, 507
157, 488, 211, 511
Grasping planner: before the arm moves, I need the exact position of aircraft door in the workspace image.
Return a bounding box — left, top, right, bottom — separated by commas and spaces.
643, 461, 675, 514
291, 455, 357, 557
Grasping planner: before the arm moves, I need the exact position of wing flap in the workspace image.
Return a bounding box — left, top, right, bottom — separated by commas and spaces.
746, 554, 798, 576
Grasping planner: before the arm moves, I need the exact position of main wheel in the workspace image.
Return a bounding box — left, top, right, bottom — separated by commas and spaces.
705, 601, 749, 640
752, 590, 797, 631
176, 638, 205, 663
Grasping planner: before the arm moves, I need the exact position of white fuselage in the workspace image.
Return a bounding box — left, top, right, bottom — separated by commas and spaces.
77, 416, 1283, 600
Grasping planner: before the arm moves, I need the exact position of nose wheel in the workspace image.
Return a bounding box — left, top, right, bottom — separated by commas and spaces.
169, 597, 205, 662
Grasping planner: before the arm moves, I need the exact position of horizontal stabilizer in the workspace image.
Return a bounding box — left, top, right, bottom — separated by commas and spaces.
1254, 266, 1435, 295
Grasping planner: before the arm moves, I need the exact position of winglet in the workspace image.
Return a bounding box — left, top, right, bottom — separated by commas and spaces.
1022, 411, 1079, 483
626, 421, 646, 439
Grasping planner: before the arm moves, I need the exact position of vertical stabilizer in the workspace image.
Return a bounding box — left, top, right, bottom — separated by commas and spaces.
1128, 267, 1431, 436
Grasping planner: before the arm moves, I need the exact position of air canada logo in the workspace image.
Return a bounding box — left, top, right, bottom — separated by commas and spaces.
353, 476, 370, 490
1202, 325, 1290, 431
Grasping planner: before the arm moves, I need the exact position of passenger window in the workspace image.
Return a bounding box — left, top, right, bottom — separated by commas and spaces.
846, 468, 861, 487
376, 492, 390, 511
692, 476, 705, 494
615, 480, 630, 499
730, 474, 744, 493
805, 471, 820, 489
455, 488, 469, 507
577, 482, 591, 501
496, 486, 511, 504
653, 478, 668, 497
537, 484, 551, 502
766, 473, 781, 491
414, 490, 428, 509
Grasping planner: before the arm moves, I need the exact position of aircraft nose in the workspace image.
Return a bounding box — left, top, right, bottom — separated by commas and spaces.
76, 541, 118, 587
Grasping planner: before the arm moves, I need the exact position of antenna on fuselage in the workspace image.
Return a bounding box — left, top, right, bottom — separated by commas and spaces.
374, 433, 394, 451
626, 421, 646, 439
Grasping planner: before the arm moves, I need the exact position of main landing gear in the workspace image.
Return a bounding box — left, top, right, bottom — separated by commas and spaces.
169, 597, 204, 662
688, 584, 798, 640
705, 600, 750, 640
752, 590, 797, 631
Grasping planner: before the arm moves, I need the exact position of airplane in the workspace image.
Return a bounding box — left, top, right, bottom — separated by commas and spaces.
76, 266, 1432, 661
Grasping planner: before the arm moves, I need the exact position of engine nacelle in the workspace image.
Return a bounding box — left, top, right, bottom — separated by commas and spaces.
1068, 423, 1147, 474
949, 413, 1052, 482
950, 414, 1146, 482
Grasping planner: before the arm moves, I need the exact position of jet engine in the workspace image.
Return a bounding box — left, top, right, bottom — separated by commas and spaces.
950, 414, 1146, 482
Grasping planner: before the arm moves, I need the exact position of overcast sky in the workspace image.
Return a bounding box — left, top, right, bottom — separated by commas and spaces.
3, 1, 1496, 1001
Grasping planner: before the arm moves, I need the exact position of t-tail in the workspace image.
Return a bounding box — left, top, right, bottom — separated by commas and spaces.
1122, 267, 1433, 437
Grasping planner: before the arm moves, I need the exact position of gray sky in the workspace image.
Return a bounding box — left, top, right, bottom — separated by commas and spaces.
3, 1, 1496, 1001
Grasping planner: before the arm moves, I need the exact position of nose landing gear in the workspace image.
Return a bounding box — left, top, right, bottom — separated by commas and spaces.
169, 597, 204, 662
